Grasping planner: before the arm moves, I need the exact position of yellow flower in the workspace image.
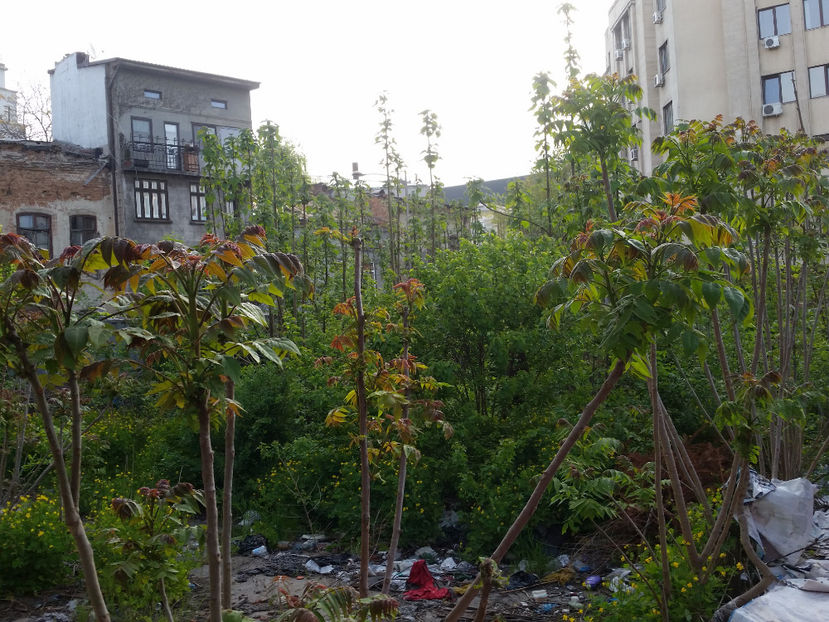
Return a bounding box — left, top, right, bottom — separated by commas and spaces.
672, 561, 679, 567
736, 562, 744, 571
681, 587, 687, 592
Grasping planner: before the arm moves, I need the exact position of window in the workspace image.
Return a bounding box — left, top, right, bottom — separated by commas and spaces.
804, 0, 829, 28
656, 0, 666, 11
190, 183, 208, 222
193, 123, 216, 146
70, 215, 97, 245
164, 122, 179, 170
17, 213, 51, 254
613, 12, 631, 49
762, 71, 796, 104
810, 64, 829, 98
134, 179, 169, 220
663, 101, 674, 134
144, 89, 161, 100
210, 99, 228, 109
758, 4, 791, 38
658, 41, 670, 74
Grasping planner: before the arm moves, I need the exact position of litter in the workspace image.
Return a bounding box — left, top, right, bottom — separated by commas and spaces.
403, 559, 450, 600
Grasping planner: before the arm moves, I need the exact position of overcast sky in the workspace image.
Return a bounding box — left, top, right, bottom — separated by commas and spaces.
2, 0, 611, 187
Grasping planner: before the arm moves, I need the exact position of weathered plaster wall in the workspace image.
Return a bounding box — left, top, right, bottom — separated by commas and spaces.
50, 54, 108, 150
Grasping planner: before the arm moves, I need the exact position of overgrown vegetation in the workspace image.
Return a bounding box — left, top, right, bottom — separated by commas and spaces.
1, 15, 827, 622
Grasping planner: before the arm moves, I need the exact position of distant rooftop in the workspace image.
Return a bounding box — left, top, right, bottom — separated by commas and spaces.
49, 52, 259, 90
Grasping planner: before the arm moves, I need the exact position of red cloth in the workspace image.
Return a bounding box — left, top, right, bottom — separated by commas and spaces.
403, 559, 451, 600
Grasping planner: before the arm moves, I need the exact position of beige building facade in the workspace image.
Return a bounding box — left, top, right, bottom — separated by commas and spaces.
606, 0, 829, 171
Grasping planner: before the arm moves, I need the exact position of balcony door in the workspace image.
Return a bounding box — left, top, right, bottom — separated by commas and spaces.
164, 122, 180, 170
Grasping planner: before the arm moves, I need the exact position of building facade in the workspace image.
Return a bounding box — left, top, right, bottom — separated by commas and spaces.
0, 63, 25, 140
0, 140, 114, 253
50, 52, 259, 246
606, 0, 829, 171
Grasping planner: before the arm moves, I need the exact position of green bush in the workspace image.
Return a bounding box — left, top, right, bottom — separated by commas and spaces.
0, 493, 75, 595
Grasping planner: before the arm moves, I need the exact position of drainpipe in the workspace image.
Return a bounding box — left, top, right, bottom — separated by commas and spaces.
105, 61, 121, 236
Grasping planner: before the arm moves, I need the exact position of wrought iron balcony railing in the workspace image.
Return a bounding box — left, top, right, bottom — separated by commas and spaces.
122, 139, 201, 175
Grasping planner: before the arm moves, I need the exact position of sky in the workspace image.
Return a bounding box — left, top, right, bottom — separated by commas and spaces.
1, 0, 611, 187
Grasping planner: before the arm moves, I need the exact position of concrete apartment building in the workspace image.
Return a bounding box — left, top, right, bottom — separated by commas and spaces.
606, 0, 829, 172
49, 52, 259, 246
0, 63, 25, 139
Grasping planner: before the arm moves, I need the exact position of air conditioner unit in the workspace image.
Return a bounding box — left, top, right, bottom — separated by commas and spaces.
762, 102, 783, 116
614, 49, 625, 61
653, 10, 664, 23
654, 73, 665, 87
629, 147, 639, 161
621, 38, 631, 50
763, 35, 780, 49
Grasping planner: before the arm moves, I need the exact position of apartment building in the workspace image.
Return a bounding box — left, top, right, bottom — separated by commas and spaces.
50, 52, 259, 246
606, 0, 829, 172
0, 63, 25, 139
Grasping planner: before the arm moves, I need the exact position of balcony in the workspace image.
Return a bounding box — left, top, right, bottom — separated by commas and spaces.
122, 139, 201, 175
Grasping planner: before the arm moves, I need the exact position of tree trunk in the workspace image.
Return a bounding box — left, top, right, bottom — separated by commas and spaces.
221, 380, 236, 611
352, 237, 371, 598
13, 339, 110, 622
599, 156, 617, 221
198, 396, 223, 622
382, 449, 407, 594
68, 370, 82, 511
443, 358, 627, 622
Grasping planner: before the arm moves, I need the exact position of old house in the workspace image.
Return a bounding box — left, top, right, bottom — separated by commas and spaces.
0, 140, 114, 252
0, 63, 25, 140
50, 52, 259, 246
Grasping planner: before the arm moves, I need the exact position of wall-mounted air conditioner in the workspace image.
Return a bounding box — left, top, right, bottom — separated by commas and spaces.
615, 49, 625, 61
654, 73, 665, 87
763, 35, 780, 49
621, 38, 631, 50
762, 102, 783, 116
629, 147, 639, 161
653, 10, 664, 24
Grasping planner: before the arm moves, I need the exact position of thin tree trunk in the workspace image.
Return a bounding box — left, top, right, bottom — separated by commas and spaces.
11, 337, 110, 622
382, 450, 407, 594
443, 358, 627, 622
198, 395, 223, 622
352, 237, 371, 598
221, 380, 236, 611
599, 156, 617, 221
711, 308, 736, 401
68, 370, 82, 511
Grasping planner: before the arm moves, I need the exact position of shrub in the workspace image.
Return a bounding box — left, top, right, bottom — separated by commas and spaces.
0, 493, 75, 595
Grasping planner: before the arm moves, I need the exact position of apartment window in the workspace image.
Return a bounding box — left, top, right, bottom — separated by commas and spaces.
134, 179, 169, 220
210, 99, 228, 109
70, 215, 97, 245
17, 213, 51, 254
613, 12, 631, 49
758, 4, 791, 38
810, 64, 829, 98
190, 183, 208, 222
655, 0, 666, 11
804, 0, 829, 29
658, 41, 670, 74
144, 89, 161, 100
762, 71, 796, 104
663, 101, 674, 135
164, 122, 180, 170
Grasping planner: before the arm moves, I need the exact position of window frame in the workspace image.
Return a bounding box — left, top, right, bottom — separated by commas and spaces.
758, 3, 792, 38
809, 64, 829, 98
17, 212, 52, 255
190, 183, 209, 222
804, 0, 829, 29
133, 178, 170, 221
762, 71, 796, 105
143, 89, 162, 100
69, 215, 97, 246
210, 99, 228, 110
663, 101, 674, 135
658, 41, 670, 75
